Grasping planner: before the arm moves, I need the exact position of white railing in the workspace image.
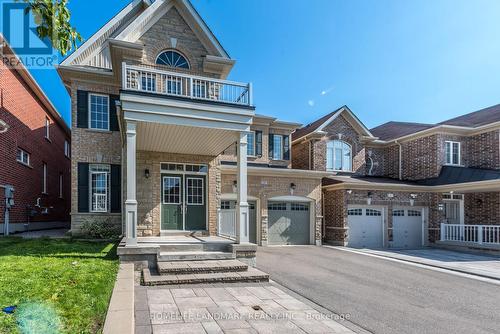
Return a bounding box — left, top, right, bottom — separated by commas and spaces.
441, 223, 500, 245
92, 193, 107, 212
122, 63, 252, 106
218, 209, 237, 239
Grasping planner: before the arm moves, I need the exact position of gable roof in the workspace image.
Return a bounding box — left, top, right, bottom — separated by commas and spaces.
439, 104, 500, 127
60, 0, 230, 70
292, 106, 374, 142
370, 121, 434, 141
0, 34, 70, 136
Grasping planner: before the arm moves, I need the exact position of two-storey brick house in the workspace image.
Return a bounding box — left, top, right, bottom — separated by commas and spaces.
57, 0, 327, 251
0, 35, 71, 233
293, 105, 500, 249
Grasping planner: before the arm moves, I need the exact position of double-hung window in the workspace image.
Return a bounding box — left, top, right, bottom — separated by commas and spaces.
89, 94, 109, 130
326, 140, 352, 171
90, 164, 110, 212
247, 132, 256, 156
16, 148, 30, 165
445, 141, 460, 165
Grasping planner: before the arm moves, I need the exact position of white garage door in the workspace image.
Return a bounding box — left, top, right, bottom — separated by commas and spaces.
347, 206, 384, 248
392, 207, 423, 249
268, 202, 310, 245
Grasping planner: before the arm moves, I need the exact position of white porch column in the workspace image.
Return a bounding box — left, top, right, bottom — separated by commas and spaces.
236, 132, 250, 244
125, 121, 138, 246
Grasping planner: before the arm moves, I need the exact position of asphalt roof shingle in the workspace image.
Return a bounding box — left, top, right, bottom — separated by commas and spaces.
370, 121, 434, 141
438, 104, 500, 127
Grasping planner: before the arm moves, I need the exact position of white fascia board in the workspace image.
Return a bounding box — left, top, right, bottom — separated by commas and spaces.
116, 0, 172, 42
180, 0, 230, 58
60, 0, 144, 66
220, 165, 331, 178
120, 92, 255, 117
124, 110, 250, 132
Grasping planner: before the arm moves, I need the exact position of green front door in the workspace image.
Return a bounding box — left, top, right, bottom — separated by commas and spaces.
185, 175, 206, 230
161, 173, 207, 231
161, 174, 183, 230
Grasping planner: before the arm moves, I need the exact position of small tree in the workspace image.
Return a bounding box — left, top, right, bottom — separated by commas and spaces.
21, 0, 82, 55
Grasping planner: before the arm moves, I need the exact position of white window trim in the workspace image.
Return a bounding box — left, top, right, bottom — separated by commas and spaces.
444, 141, 461, 166
88, 93, 110, 131
186, 177, 204, 206
247, 131, 256, 157
326, 140, 353, 172
45, 117, 50, 140
89, 168, 109, 213
42, 163, 48, 194
272, 134, 284, 160
16, 148, 30, 166
59, 173, 63, 199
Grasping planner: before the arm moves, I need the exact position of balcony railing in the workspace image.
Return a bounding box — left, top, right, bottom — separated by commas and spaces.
218, 209, 237, 240
440, 223, 500, 245
122, 63, 252, 106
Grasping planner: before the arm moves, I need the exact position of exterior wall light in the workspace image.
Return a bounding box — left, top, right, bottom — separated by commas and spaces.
232, 180, 237, 193
144, 169, 150, 178
438, 203, 444, 211
387, 193, 394, 199
367, 191, 373, 205
346, 189, 352, 195
290, 183, 296, 195
409, 193, 417, 206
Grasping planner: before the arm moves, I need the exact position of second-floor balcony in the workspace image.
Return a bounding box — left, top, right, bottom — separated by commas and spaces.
122, 63, 253, 107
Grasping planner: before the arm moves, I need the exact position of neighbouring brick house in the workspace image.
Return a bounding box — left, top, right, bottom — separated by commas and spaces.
0, 35, 71, 233
57, 0, 327, 248
293, 105, 500, 248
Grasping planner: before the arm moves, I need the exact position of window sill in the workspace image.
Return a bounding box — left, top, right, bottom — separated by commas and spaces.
76, 212, 120, 215
86, 128, 112, 134
16, 160, 32, 169
444, 164, 464, 167
327, 169, 354, 173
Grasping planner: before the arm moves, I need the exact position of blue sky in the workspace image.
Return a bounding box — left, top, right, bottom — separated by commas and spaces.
26, 0, 500, 129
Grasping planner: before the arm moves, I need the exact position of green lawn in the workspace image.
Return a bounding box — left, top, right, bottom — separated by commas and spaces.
0, 237, 119, 334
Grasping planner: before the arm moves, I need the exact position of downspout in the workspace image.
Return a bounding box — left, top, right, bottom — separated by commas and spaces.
308, 140, 312, 170
396, 140, 402, 180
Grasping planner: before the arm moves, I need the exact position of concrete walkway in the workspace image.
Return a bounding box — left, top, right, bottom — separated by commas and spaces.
135, 285, 354, 334
336, 247, 500, 280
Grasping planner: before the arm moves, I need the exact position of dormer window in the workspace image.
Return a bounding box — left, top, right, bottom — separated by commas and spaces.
326, 140, 352, 171
156, 50, 190, 69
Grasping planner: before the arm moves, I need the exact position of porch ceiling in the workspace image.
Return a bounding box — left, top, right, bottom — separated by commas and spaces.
136, 121, 237, 156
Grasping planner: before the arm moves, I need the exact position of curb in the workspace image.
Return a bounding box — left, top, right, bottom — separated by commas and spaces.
103, 263, 135, 334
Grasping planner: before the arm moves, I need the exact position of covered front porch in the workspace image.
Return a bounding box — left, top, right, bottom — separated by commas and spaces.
117, 63, 256, 250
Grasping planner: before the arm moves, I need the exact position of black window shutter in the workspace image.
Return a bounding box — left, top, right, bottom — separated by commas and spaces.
283, 135, 290, 160
255, 131, 263, 156
77, 163, 89, 212
76, 90, 88, 128
110, 164, 121, 213
109, 95, 120, 131
269, 134, 274, 159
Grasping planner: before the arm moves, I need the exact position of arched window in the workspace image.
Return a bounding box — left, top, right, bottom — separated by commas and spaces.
326, 140, 352, 171
155, 50, 190, 69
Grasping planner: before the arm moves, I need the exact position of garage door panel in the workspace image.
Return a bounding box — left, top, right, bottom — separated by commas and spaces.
392, 207, 423, 249
347, 206, 384, 249
268, 202, 310, 245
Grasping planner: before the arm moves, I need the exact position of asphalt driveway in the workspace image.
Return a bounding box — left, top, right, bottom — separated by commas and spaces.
257, 246, 500, 334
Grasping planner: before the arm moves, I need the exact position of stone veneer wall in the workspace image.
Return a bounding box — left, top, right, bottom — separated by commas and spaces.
221, 174, 322, 245
70, 81, 122, 233
135, 151, 220, 237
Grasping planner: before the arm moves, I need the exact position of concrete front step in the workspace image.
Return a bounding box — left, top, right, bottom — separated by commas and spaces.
158, 259, 248, 275
142, 267, 270, 285
157, 251, 235, 262
158, 243, 230, 253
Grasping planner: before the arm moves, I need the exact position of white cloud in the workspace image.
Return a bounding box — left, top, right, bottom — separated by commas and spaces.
308, 100, 315, 107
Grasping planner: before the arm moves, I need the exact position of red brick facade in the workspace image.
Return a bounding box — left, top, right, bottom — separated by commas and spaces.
0, 56, 71, 230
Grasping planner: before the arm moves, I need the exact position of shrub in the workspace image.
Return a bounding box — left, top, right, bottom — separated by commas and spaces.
80, 218, 121, 239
